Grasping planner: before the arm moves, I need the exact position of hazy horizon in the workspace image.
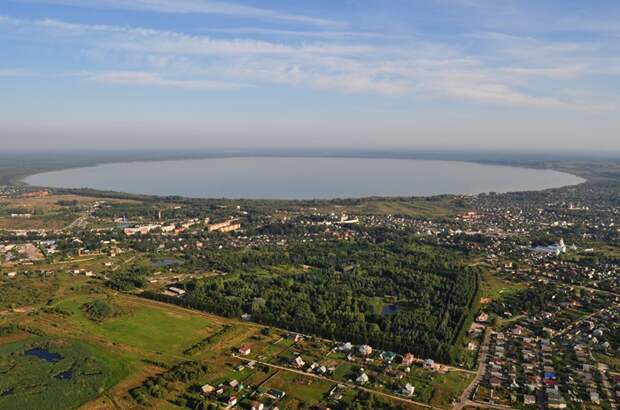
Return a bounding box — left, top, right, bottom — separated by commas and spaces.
4, 146, 620, 160
2, 0, 620, 151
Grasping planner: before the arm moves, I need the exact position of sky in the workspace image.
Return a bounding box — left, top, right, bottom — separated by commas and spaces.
1, 0, 620, 152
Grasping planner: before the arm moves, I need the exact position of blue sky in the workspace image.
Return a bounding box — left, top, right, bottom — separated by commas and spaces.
1, 0, 619, 151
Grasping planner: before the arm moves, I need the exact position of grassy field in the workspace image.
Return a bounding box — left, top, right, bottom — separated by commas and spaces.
0, 257, 143, 310
0, 272, 76, 310
53, 296, 218, 356
427, 371, 473, 408
479, 271, 527, 302
262, 370, 334, 406
0, 214, 75, 230
313, 197, 460, 217
0, 277, 59, 310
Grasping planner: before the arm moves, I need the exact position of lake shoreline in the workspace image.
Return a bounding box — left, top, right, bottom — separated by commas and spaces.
22, 155, 587, 200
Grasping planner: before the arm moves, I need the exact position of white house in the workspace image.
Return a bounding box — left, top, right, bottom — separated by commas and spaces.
402, 383, 415, 396
359, 344, 373, 356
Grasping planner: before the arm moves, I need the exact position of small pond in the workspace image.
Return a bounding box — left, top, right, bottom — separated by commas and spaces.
150, 258, 183, 267
56, 368, 74, 380
25, 348, 63, 363
381, 305, 401, 316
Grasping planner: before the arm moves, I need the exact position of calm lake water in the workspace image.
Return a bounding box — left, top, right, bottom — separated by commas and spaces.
24, 157, 584, 199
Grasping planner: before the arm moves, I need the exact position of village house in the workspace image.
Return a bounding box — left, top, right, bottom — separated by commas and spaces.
489, 376, 502, 388
268, 389, 286, 400
547, 390, 567, 409
168, 287, 186, 296
250, 402, 264, 410
358, 344, 373, 356
226, 396, 237, 408
200, 384, 214, 395
476, 312, 489, 323
589, 390, 600, 404
356, 372, 369, 385
423, 358, 439, 371
380, 351, 397, 363
401, 383, 415, 396
401, 353, 415, 366
292, 356, 305, 368
339, 342, 353, 351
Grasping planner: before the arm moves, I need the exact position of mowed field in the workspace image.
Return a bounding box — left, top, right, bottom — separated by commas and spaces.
53, 296, 220, 355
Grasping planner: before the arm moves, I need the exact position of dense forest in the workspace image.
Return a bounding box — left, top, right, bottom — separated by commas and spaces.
145, 235, 480, 363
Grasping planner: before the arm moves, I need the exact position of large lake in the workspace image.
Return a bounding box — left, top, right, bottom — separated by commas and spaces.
24, 157, 584, 199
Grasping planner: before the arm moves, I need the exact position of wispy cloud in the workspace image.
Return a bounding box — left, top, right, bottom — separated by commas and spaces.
431, 77, 568, 109
4, 16, 369, 56
0, 68, 33, 77
90, 71, 246, 90
498, 66, 587, 80
1, 13, 616, 109
198, 27, 407, 40
13, 0, 343, 28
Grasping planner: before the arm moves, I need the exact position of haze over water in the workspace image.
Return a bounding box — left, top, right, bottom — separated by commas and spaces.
25, 157, 584, 199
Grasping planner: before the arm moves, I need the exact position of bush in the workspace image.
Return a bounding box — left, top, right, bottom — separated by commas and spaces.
0, 324, 19, 336
82, 300, 116, 321
106, 274, 147, 291
130, 387, 148, 405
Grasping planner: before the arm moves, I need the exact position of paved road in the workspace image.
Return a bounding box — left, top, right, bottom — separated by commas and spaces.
458, 399, 514, 410
112, 254, 137, 271
61, 204, 97, 232
600, 367, 618, 410
453, 327, 491, 410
